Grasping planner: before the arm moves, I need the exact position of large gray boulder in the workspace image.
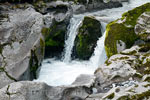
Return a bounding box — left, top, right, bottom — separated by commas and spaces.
0, 5, 44, 88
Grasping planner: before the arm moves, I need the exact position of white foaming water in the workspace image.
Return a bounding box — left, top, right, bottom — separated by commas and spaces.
36, 0, 150, 86
63, 16, 84, 62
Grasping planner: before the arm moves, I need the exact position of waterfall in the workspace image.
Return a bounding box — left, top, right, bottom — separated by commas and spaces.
36, 0, 150, 86
63, 15, 84, 62
90, 22, 107, 67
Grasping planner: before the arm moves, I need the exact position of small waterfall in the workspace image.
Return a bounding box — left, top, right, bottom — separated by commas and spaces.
90, 22, 107, 67
36, 0, 150, 86
63, 15, 84, 62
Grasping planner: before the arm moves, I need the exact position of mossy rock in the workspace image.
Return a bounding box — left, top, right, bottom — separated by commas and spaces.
74, 16, 102, 60
105, 3, 150, 58
42, 21, 67, 58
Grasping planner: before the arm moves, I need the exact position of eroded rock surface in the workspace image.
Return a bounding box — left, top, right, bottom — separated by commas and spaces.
0, 5, 44, 88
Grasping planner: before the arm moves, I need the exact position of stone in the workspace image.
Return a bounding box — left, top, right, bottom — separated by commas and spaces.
0, 5, 44, 88
40, 1, 73, 58
105, 3, 150, 58
135, 11, 150, 41
73, 16, 102, 60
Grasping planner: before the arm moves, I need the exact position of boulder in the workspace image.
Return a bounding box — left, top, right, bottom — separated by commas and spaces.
73, 16, 102, 60
0, 5, 44, 88
105, 3, 150, 58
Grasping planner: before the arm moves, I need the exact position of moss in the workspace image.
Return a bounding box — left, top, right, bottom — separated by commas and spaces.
144, 76, 150, 82
130, 90, 150, 100
0, 67, 4, 72
74, 16, 102, 60
133, 73, 143, 79
29, 50, 39, 79
122, 3, 150, 26
105, 59, 112, 66
139, 33, 150, 42
0, 44, 3, 54
117, 91, 150, 100
139, 43, 150, 52
144, 84, 150, 87
41, 21, 67, 57
106, 93, 115, 99
117, 96, 130, 100
41, 27, 51, 38
120, 50, 137, 55
105, 21, 138, 58
40, 38, 45, 55
105, 3, 150, 58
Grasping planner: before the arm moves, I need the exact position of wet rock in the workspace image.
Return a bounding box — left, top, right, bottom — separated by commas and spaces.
73, 16, 102, 60
41, 1, 73, 58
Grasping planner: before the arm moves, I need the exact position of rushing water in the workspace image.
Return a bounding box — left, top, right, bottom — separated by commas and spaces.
36, 0, 150, 86
63, 16, 84, 62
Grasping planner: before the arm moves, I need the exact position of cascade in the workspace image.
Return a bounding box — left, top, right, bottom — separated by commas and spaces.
36, 0, 150, 86
63, 15, 84, 62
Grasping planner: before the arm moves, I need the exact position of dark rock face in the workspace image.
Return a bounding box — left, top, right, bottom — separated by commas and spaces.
73, 16, 102, 60
41, 1, 73, 58
0, 5, 44, 88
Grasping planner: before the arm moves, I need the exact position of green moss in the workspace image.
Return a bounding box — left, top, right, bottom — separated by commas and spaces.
105, 21, 138, 58
105, 3, 150, 58
106, 93, 115, 99
40, 38, 45, 55
139, 43, 150, 52
133, 73, 143, 79
104, 3, 150, 58
122, 3, 150, 26
121, 50, 137, 55
105, 59, 112, 66
117, 96, 130, 100
75, 16, 102, 60
41, 27, 51, 38
144, 84, 150, 87
144, 76, 150, 82
130, 90, 150, 100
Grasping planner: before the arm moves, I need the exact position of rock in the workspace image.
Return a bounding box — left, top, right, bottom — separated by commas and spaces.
72, 74, 95, 88
0, 5, 44, 88
72, 0, 122, 14
135, 11, 150, 41
73, 16, 102, 60
0, 80, 94, 100
41, 1, 73, 58
105, 3, 150, 58
86, 81, 150, 100
94, 43, 150, 93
